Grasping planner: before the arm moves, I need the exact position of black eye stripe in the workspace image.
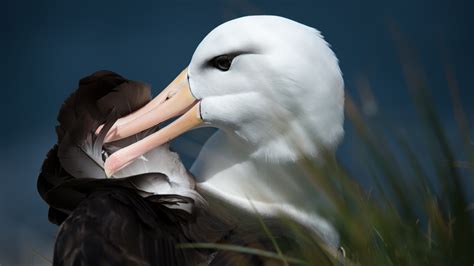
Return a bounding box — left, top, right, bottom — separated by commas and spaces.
212, 55, 234, 71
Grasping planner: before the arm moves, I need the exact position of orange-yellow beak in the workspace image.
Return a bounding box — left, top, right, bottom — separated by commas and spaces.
102, 68, 202, 177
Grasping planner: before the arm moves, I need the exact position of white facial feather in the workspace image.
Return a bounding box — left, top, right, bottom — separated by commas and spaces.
188, 15, 344, 162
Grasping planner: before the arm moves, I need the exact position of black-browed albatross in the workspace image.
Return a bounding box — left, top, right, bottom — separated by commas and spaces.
38, 15, 344, 265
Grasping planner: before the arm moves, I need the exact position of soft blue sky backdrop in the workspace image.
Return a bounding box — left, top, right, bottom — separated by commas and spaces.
2, 0, 472, 264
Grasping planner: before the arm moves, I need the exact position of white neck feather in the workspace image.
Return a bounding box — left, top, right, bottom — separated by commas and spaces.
191, 129, 339, 246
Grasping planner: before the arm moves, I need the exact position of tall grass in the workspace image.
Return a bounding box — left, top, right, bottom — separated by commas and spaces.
299, 37, 473, 265
307, 94, 472, 265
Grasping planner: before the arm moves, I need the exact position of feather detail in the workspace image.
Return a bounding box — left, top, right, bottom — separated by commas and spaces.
38, 70, 201, 219
56, 71, 150, 143
104, 126, 196, 197
57, 110, 117, 179
96, 80, 151, 117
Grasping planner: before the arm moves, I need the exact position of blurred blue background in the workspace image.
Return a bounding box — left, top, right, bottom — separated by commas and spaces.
2, 0, 472, 264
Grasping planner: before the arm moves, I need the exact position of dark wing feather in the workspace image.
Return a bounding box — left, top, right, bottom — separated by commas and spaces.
53, 187, 211, 266
37, 145, 76, 225
42, 174, 167, 212
37, 145, 73, 198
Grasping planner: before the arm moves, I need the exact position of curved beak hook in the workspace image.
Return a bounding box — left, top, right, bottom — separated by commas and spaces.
102, 68, 202, 177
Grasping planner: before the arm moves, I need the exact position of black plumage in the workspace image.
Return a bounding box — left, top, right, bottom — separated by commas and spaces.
53, 187, 207, 266
37, 71, 300, 265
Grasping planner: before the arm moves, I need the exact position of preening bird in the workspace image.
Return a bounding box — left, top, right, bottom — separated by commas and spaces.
38, 15, 344, 265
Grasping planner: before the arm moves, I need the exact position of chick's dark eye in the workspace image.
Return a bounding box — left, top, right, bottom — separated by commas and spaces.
212, 55, 233, 71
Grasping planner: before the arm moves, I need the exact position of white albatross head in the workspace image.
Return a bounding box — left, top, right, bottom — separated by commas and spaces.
103, 15, 344, 179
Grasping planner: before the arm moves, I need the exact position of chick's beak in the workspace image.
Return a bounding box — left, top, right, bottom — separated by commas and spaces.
103, 68, 202, 177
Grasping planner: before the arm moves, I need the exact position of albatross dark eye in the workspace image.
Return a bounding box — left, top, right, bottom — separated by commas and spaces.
212, 55, 233, 71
